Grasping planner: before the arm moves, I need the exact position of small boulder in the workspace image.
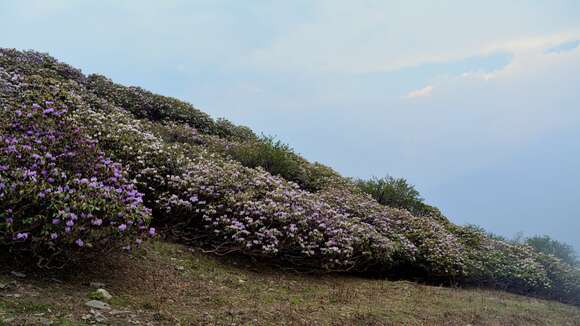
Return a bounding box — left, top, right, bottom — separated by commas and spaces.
85, 300, 111, 310
95, 288, 113, 301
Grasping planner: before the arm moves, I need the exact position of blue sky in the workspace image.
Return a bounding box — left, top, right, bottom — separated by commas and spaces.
1, 0, 579, 250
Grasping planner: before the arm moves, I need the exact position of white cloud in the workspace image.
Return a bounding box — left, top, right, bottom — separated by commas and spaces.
404, 85, 433, 99
245, 1, 580, 74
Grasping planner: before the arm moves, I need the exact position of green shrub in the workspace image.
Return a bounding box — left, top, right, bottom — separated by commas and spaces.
214, 118, 257, 142
86, 74, 217, 133
354, 176, 433, 217
226, 136, 309, 187
303, 162, 342, 192
526, 235, 578, 266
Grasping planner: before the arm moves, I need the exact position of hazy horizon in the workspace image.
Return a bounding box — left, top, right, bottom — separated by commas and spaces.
1, 0, 579, 251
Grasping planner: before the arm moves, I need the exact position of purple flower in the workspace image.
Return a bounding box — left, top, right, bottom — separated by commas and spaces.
75, 239, 84, 247
50, 233, 58, 240
148, 227, 156, 237
16, 233, 29, 241
52, 218, 61, 225
118, 224, 127, 232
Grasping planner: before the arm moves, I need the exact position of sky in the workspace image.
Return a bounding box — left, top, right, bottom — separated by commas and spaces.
1, 0, 579, 251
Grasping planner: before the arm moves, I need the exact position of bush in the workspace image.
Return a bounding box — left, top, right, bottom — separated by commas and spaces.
303, 162, 342, 192
526, 235, 578, 266
453, 225, 580, 305
87, 74, 217, 133
226, 136, 309, 187
355, 176, 433, 217
214, 118, 257, 142
206, 135, 342, 192
0, 75, 152, 266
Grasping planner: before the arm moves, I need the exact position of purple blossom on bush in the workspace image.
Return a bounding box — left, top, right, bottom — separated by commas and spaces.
0, 71, 151, 265
15, 233, 28, 241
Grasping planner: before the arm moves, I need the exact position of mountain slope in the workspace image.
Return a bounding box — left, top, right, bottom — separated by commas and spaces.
1, 240, 579, 325
0, 46, 579, 321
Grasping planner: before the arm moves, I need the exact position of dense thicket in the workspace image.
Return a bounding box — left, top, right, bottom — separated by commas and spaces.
0, 51, 153, 266
0, 49, 578, 305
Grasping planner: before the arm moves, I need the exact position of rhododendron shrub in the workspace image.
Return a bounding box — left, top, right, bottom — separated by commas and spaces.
157, 160, 403, 270
0, 76, 152, 265
318, 185, 466, 276
70, 105, 399, 270
452, 225, 580, 305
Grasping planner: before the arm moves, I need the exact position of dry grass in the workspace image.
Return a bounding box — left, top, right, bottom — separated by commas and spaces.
1, 240, 579, 325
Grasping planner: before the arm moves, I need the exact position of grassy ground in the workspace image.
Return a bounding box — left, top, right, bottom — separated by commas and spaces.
0, 240, 579, 325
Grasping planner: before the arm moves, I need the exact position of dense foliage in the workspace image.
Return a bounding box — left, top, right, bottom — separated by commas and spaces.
525, 235, 578, 267
355, 176, 437, 217
0, 54, 153, 266
0, 48, 578, 305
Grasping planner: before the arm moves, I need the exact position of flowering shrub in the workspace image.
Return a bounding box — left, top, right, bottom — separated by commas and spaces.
317, 185, 465, 277
86, 74, 217, 133
66, 103, 399, 270
0, 69, 152, 266
452, 225, 580, 305
1, 48, 578, 305
86, 74, 256, 142
214, 118, 257, 142
204, 135, 343, 192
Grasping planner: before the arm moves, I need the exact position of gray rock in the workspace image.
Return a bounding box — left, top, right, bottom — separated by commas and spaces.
4, 293, 22, 298
95, 288, 112, 300
90, 309, 108, 323
36, 317, 52, 325
85, 300, 111, 310
10, 271, 26, 278
109, 310, 131, 316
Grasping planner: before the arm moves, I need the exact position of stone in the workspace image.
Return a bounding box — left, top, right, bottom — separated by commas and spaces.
109, 310, 130, 316
90, 309, 108, 323
4, 293, 22, 298
10, 271, 26, 278
85, 300, 111, 310
95, 288, 113, 301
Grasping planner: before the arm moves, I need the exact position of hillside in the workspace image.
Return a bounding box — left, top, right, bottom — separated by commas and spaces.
0, 48, 579, 324
1, 240, 579, 325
